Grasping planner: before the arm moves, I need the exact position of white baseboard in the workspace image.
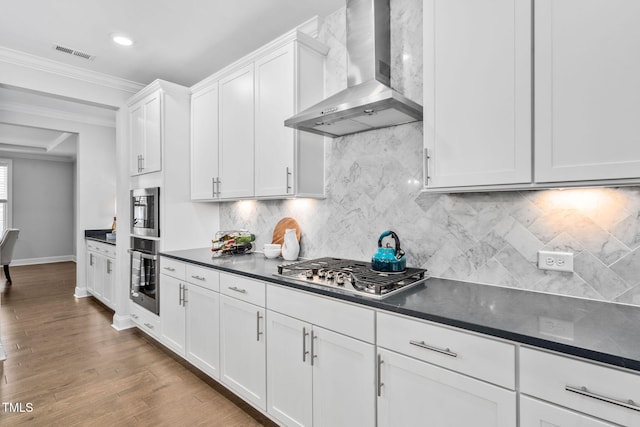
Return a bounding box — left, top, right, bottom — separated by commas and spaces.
112, 313, 135, 331
12, 255, 76, 266
74, 287, 91, 298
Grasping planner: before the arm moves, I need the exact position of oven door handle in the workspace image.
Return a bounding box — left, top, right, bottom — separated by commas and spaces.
129, 249, 157, 261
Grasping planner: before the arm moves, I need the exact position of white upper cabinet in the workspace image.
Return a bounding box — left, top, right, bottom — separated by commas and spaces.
254, 44, 296, 197
423, 0, 532, 189
254, 39, 326, 198
534, 0, 640, 183
424, 0, 640, 192
128, 86, 163, 176
219, 64, 255, 199
190, 83, 219, 200
190, 24, 327, 201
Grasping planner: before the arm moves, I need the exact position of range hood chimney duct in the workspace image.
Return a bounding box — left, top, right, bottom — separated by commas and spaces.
284, 0, 422, 138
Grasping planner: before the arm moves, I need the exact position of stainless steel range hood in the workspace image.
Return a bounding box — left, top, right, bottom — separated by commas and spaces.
284, 0, 422, 138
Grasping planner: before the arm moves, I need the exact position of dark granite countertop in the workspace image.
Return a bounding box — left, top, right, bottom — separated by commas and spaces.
84, 229, 116, 246
160, 248, 640, 373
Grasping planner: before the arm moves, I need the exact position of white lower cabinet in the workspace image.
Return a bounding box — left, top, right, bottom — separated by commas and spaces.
266, 284, 376, 427
520, 396, 617, 427
377, 347, 515, 427
85, 241, 116, 310
266, 310, 376, 427
185, 282, 220, 379
220, 293, 266, 411
520, 347, 640, 427
158, 258, 221, 379
159, 275, 186, 354
377, 311, 516, 427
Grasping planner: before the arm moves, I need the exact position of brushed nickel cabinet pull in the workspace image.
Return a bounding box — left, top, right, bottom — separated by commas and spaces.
302, 327, 310, 362
178, 283, 184, 306
424, 148, 430, 186
191, 275, 205, 281
256, 311, 263, 341
143, 322, 154, 329
377, 354, 384, 397
565, 385, 640, 412
310, 331, 317, 366
164, 266, 175, 272
286, 167, 293, 193
228, 286, 247, 294
410, 340, 458, 358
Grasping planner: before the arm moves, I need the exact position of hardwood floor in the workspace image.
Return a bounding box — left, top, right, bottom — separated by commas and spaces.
0, 262, 276, 426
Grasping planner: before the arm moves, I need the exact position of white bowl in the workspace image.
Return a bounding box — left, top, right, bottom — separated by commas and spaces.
264, 248, 281, 259
264, 243, 281, 250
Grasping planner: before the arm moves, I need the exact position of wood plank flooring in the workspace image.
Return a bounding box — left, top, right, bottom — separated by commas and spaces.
0, 262, 276, 426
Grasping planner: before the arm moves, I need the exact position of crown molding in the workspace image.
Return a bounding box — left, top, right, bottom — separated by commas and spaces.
0, 100, 116, 128
0, 149, 75, 162
0, 46, 144, 95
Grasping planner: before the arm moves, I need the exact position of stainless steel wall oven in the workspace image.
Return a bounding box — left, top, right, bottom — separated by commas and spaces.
131, 187, 160, 238
130, 237, 159, 314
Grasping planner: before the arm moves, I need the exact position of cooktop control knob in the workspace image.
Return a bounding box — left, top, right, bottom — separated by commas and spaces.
317, 269, 327, 278
305, 269, 314, 279
326, 270, 335, 280
336, 272, 345, 286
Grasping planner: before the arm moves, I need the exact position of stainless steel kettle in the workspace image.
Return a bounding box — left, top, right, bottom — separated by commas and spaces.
371, 230, 406, 272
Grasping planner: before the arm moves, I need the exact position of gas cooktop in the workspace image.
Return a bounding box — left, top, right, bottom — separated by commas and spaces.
275, 257, 428, 299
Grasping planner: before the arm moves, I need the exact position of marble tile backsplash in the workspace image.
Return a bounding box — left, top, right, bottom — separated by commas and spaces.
220, 1, 640, 307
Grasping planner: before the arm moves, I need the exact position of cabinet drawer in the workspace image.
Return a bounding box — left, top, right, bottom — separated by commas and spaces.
267, 284, 374, 343
130, 303, 160, 339
101, 244, 116, 258
377, 311, 515, 389
220, 272, 265, 307
186, 264, 219, 292
520, 347, 640, 426
160, 257, 186, 280
520, 395, 617, 427
87, 241, 116, 257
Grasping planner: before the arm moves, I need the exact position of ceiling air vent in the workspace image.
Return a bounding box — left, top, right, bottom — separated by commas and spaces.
53, 44, 96, 61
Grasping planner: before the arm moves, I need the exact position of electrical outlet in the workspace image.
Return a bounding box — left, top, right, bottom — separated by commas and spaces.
538, 250, 574, 272
538, 316, 575, 340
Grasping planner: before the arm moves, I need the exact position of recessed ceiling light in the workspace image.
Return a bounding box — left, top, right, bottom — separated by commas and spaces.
111, 34, 134, 46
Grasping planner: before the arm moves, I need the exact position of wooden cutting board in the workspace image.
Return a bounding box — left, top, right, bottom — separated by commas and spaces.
272, 217, 301, 245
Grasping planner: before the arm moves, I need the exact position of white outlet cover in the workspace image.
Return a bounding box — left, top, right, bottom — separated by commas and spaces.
538, 250, 574, 272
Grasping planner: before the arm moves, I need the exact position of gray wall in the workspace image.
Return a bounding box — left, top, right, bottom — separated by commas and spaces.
220, 0, 640, 308
8, 155, 75, 262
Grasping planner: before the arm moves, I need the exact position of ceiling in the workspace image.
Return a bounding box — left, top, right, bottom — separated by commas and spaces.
0, 0, 343, 159
0, 0, 344, 87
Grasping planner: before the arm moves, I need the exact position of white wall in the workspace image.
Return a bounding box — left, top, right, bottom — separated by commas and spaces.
0, 50, 140, 329
4, 154, 75, 264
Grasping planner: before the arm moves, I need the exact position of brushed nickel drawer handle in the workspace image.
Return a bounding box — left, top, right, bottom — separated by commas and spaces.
565, 385, 640, 412
143, 323, 154, 329
410, 340, 458, 358
131, 314, 139, 319
191, 275, 205, 281
164, 266, 176, 272
228, 286, 247, 294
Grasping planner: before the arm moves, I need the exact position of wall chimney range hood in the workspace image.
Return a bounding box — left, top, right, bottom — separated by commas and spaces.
284, 0, 423, 138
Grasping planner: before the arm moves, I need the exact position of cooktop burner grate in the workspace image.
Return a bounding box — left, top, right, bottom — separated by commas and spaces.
275, 257, 428, 299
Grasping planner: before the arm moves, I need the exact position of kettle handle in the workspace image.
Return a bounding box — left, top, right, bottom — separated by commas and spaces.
378, 230, 403, 259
